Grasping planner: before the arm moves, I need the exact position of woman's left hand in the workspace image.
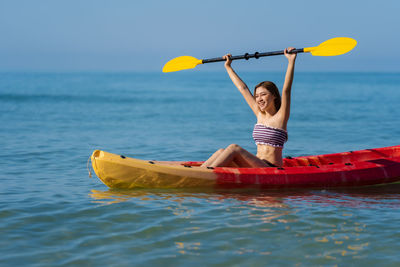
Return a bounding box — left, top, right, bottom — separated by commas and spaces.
284, 47, 297, 62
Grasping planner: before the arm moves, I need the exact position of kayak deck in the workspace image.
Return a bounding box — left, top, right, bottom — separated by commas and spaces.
91, 145, 400, 189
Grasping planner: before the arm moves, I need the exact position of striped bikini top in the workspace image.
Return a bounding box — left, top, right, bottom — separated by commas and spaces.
252, 124, 288, 148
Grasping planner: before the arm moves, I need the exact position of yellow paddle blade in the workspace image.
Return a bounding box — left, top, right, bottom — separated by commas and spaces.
162, 56, 203, 72
304, 37, 357, 56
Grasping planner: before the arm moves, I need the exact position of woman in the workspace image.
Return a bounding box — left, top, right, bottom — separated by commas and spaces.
201, 47, 297, 168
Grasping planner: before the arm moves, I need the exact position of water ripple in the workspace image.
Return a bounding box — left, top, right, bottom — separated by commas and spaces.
2, 72, 400, 266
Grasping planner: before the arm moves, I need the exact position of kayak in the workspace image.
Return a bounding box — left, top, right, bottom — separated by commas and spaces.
90, 145, 400, 189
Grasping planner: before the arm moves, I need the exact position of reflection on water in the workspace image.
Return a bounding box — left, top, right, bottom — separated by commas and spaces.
90, 188, 289, 207
90, 188, 292, 223
88, 184, 400, 262
90, 182, 400, 208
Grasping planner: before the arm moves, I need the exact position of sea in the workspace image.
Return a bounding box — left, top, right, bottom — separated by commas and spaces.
1, 71, 400, 266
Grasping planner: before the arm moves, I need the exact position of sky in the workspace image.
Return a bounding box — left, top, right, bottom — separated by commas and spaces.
0, 0, 399, 72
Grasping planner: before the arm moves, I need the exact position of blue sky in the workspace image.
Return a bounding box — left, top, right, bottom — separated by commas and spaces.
0, 0, 399, 72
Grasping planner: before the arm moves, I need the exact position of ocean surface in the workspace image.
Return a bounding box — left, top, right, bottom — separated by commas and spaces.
1, 71, 400, 266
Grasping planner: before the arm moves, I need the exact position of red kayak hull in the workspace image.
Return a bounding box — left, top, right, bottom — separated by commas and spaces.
209, 145, 400, 188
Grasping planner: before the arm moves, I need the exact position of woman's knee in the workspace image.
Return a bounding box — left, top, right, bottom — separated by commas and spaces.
226, 144, 242, 152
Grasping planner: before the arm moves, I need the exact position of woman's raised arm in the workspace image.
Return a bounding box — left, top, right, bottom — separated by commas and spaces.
277, 47, 297, 124
224, 54, 258, 116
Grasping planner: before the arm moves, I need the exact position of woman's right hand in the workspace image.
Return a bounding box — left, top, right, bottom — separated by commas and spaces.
224, 54, 232, 68
284, 47, 297, 62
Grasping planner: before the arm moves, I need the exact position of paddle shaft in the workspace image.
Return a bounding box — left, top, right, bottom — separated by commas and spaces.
202, 48, 304, 64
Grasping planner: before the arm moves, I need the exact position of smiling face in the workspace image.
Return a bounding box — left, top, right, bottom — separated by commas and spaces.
254, 86, 276, 112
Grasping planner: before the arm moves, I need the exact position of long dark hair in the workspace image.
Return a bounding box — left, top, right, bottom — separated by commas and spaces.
254, 81, 281, 111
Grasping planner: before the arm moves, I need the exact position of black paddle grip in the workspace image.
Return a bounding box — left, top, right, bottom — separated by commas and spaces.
202, 48, 304, 64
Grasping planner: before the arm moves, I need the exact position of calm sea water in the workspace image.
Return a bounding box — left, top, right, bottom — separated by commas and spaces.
1, 71, 400, 266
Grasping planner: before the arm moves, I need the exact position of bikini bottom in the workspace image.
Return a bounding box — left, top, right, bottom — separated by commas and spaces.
261, 159, 277, 167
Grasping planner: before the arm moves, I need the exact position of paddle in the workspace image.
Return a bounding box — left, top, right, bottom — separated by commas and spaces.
162, 37, 357, 73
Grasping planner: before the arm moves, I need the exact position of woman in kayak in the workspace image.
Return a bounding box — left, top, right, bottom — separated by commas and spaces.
201, 47, 297, 168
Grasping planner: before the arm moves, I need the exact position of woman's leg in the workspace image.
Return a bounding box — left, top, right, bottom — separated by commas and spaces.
201, 148, 224, 167
208, 144, 270, 168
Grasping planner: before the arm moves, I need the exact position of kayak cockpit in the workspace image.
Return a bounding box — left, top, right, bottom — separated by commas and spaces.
283, 146, 400, 167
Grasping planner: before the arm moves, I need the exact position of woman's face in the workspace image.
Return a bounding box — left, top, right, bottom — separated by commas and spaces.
255, 87, 275, 112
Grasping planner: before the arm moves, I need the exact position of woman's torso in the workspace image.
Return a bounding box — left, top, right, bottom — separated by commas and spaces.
254, 115, 288, 167
256, 144, 283, 167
